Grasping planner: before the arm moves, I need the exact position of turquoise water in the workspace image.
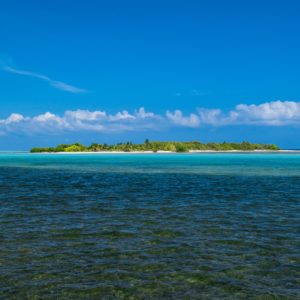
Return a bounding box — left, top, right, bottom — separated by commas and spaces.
0, 153, 299, 299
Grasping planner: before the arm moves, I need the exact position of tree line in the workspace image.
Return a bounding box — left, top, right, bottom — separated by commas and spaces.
30, 140, 280, 153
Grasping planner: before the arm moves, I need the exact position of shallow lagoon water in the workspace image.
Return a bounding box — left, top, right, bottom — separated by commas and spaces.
0, 153, 299, 299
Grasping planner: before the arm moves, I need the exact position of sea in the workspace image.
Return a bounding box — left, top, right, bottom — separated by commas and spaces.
0, 152, 299, 299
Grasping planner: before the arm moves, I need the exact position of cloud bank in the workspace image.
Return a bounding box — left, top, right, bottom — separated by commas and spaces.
197, 101, 300, 126
0, 101, 300, 136
3, 66, 86, 93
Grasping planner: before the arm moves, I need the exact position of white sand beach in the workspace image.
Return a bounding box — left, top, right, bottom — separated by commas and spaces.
33, 150, 300, 154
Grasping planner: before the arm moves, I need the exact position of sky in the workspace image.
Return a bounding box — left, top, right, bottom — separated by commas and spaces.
1, 0, 300, 149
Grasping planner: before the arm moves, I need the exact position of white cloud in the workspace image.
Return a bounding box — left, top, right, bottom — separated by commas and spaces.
1, 113, 25, 124
135, 107, 157, 119
166, 110, 200, 127
65, 109, 106, 121
0, 101, 300, 136
197, 108, 223, 125
0, 107, 162, 135
3, 66, 86, 93
109, 110, 136, 121
231, 101, 300, 125
33, 112, 62, 123
197, 101, 300, 126
50, 81, 86, 94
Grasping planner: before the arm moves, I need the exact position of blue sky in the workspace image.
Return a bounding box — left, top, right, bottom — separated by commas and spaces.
1, 0, 300, 149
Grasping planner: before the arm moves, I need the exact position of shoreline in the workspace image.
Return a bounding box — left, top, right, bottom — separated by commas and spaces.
29, 150, 300, 154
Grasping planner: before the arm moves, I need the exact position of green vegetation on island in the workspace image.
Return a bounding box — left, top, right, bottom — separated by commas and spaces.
30, 140, 280, 153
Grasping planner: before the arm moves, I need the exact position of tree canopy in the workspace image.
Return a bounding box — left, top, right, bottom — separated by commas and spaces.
30, 140, 280, 153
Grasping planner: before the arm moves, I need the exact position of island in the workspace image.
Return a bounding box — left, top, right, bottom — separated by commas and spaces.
30, 140, 280, 153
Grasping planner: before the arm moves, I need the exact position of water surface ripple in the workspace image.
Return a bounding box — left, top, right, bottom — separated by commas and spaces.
0, 153, 299, 299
